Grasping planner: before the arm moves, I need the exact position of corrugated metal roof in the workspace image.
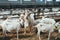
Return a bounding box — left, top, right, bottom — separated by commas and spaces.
0, 0, 60, 8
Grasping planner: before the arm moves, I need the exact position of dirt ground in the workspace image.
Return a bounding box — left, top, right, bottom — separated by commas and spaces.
0, 28, 60, 40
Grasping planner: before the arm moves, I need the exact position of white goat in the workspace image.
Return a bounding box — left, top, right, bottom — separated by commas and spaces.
19, 14, 24, 26
12, 9, 25, 14
0, 11, 10, 14
0, 16, 22, 40
40, 17, 56, 25
23, 10, 29, 34
28, 13, 41, 26
34, 17, 56, 40
55, 22, 60, 33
